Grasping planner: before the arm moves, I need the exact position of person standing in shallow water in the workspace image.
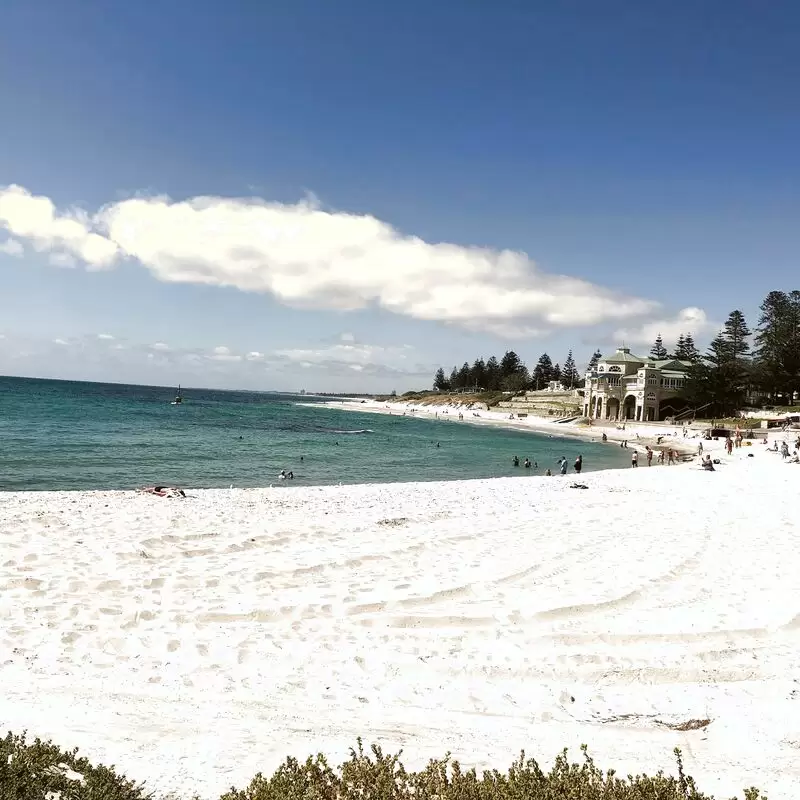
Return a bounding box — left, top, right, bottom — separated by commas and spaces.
631, 451, 638, 467
560, 458, 568, 475
574, 454, 583, 474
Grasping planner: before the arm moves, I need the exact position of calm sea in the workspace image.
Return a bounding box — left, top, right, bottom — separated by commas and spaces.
0, 376, 629, 491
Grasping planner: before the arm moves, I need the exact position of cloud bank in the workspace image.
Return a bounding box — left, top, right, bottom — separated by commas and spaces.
613, 306, 713, 348
0, 184, 661, 337
0, 331, 432, 391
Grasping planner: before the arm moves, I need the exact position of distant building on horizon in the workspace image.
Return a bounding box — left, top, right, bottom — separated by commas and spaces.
582, 347, 692, 422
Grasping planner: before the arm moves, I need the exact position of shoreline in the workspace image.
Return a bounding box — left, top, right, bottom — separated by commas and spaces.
313, 398, 724, 462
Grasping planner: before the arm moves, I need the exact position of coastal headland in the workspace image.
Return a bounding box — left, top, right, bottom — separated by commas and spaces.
2, 427, 799, 798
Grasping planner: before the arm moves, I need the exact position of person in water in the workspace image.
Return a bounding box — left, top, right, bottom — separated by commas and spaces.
574, 454, 583, 474
545, 468, 552, 476
560, 459, 568, 475
512, 455, 520, 467
523, 457, 531, 468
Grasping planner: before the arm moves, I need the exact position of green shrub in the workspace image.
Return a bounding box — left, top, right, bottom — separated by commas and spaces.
0, 732, 767, 800
0, 730, 153, 799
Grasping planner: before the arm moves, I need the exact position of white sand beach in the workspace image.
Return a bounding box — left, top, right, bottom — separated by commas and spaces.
2, 438, 800, 798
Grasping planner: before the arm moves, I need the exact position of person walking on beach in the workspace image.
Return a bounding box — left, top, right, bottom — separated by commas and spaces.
668, 449, 676, 465
574, 454, 583, 474
560, 458, 568, 475
697, 441, 703, 456
725, 437, 733, 456
631, 451, 638, 467
646, 446, 653, 466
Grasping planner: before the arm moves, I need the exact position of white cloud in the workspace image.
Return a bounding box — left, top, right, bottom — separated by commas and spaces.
0, 183, 660, 337
275, 342, 411, 367
339, 332, 356, 342
53, 338, 68, 345
97, 333, 115, 340
49, 252, 77, 268
245, 351, 265, 361
209, 345, 242, 362
613, 306, 713, 348
0, 238, 23, 256
151, 342, 170, 351
0, 185, 118, 269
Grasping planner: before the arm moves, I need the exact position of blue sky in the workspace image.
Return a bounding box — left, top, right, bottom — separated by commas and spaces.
1, 0, 798, 391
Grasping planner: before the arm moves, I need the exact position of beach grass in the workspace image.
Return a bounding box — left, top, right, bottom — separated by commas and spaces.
1, 731, 766, 800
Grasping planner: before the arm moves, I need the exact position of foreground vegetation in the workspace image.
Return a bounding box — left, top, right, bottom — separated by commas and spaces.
0, 731, 767, 800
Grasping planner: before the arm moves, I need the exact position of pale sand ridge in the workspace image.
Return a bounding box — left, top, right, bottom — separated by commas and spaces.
1, 446, 799, 798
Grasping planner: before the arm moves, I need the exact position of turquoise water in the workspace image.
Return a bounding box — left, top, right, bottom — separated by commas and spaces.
0, 376, 629, 490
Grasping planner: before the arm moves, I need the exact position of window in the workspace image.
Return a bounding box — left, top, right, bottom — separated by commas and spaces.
608, 377, 621, 387
608, 365, 622, 373
660, 377, 684, 389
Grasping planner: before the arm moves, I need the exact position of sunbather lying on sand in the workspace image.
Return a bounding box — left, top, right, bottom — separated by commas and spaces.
139, 486, 186, 498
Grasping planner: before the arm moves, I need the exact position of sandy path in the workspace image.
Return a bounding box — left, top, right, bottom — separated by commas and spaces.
1, 450, 799, 798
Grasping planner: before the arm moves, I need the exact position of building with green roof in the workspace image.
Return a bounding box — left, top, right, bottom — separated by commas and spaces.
583, 347, 692, 422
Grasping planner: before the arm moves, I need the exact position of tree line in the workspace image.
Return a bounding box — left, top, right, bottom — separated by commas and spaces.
433, 349, 587, 393
678, 290, 800, 415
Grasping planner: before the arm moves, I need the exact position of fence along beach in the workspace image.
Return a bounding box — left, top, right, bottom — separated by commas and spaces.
1, 423, 799, 798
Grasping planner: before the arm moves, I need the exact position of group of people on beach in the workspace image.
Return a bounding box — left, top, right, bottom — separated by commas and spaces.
512, 454, 582, 475
632, 445, 676, 467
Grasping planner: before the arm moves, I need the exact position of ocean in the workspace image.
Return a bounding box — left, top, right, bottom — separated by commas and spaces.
0, 376, 630, 490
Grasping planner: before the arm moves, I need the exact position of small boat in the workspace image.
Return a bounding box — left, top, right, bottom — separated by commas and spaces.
171, 385, 183, 405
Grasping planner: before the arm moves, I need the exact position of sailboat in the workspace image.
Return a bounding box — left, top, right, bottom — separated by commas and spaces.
171, 384, 183, 405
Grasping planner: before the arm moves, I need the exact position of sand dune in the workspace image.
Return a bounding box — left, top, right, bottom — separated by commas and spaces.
1, 445, 799, 798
